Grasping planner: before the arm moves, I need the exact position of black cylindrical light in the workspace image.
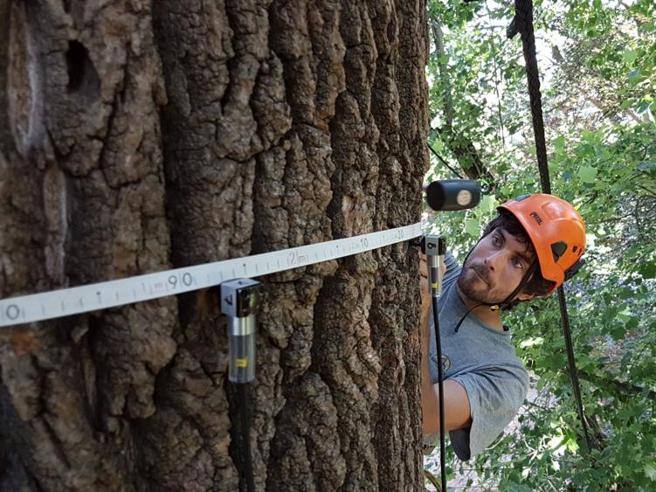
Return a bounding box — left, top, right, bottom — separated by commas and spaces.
424, 179, 481, 211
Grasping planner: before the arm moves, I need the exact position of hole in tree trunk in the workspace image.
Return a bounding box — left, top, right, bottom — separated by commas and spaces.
65, 40, 100, 99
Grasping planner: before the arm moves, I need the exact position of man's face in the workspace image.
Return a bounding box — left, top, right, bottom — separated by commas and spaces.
458, 227, 536, 305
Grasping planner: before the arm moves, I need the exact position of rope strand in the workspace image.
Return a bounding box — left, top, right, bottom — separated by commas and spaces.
510, 0, 592, 453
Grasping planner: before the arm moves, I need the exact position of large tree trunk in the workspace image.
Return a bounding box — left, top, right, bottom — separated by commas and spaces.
0, 1, 428, 490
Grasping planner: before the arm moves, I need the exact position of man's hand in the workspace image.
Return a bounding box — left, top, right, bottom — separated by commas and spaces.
419, 253, 446, 325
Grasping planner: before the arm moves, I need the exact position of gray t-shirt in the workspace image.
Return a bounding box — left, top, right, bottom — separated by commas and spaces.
426, 252, 529, 461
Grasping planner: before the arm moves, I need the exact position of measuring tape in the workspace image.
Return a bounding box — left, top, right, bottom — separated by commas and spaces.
0, 223, 422, 327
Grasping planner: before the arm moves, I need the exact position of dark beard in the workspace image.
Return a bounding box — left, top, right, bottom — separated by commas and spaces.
457, 265, 501, 305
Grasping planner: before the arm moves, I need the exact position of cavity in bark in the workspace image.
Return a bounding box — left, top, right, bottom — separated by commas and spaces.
65, 41, 100, 100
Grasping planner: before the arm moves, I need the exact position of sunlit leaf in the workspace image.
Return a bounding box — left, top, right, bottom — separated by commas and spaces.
644, 463, 656, 481
465, 218, 480, 237
622, 49, 638, 65
578, 166, 598, 183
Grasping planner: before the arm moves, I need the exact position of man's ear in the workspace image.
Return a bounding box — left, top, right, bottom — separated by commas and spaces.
516, 292, 536, 302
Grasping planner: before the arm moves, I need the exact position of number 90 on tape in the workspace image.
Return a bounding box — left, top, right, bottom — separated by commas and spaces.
0, 222, 422, 327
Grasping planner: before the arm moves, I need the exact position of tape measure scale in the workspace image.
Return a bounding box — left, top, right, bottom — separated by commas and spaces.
0, 223, 422, 327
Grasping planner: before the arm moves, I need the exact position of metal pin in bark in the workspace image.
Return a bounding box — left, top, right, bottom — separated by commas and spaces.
220, 278, 260, 383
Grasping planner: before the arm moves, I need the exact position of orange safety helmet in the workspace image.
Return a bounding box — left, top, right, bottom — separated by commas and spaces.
498, 194, 586, 291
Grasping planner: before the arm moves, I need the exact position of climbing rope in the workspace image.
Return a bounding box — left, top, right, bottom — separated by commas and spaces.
427, 141, 465, 179
508, 0, 593, 453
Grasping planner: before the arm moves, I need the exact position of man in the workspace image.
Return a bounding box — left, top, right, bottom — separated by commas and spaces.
420, 194, 586, 460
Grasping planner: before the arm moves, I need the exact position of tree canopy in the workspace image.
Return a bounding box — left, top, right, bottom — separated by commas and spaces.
425, 0, 655, 489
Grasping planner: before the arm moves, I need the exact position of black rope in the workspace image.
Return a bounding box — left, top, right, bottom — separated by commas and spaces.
508, 0, 551, 193
236, 384, 256, 492
557, 288, 591, 452
432, 296, 447, 492
509, 0, 593, 453
427, 141, 465, 179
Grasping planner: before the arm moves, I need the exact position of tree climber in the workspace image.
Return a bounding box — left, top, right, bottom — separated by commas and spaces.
420, 194, 586, 460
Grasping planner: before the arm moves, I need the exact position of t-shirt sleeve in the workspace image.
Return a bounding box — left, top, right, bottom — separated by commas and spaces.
449, 365, 529, 460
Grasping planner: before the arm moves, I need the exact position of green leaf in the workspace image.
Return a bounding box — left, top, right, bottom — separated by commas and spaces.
637, 161, 656, 175
508, 123, 522, 135
565, 437, 580, 453
626, 317, 639, 331
639, 262, 656, 279
637, 101, 652, 113
645, 463, 656, 481
465, 218, 480, 237
505, 481, 534, 492
553, 135, 566, 154
628, 69, 642, 85
479, 194, 496, 213
620, 98, 634, 110
609, 323, 626, 341
578, 166, 598, 183
520, 337, 544, 348
622, 49, 638, 65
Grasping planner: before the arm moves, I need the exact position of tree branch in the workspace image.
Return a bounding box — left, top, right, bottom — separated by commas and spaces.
575, 369, 656, 401
430, 17, 453, 129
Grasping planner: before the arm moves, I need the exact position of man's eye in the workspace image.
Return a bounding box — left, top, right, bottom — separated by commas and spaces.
513, 258, 525, 269
493, 235, 502, 246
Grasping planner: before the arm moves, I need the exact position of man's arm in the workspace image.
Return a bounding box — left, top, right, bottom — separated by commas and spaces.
421, 359, 472, 434
420, 255, 472, 434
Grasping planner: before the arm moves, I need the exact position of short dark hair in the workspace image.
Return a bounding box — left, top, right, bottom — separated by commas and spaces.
482, 211, 556, 300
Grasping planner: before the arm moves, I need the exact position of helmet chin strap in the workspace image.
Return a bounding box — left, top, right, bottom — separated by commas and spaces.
492, 260, 538, 310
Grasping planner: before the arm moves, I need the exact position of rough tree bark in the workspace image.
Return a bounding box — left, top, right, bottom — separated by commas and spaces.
0, 1, 428, 490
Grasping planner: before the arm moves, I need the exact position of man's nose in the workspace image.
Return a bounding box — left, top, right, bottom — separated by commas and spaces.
484, 251, 504, 271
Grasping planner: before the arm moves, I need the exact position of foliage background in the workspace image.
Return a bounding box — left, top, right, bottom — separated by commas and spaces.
424, 0, 656, 489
